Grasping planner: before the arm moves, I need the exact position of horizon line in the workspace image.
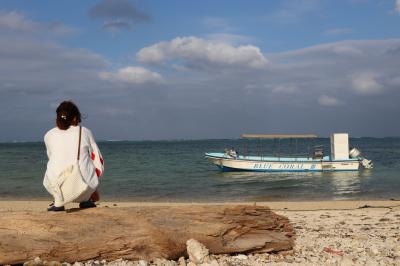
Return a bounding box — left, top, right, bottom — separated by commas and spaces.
1, 135, 399, 144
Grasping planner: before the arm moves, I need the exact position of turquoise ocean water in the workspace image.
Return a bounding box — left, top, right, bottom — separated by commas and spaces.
0, 138, 399, 202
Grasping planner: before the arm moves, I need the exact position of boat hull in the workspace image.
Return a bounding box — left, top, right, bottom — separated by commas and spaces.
205, 153, 360, 172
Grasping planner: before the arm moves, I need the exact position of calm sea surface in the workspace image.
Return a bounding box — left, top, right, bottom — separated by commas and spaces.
0, 138, 399, 201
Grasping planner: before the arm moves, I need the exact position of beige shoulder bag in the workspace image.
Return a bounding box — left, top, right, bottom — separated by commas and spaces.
56, 126, 89, 204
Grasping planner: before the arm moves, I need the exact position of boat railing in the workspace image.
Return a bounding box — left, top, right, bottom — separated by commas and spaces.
240, 152, 318, 160
238, 137, 325, 161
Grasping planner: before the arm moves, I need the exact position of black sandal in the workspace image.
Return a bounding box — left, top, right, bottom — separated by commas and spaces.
79, 200, 96, 209
47, 205, 65, 212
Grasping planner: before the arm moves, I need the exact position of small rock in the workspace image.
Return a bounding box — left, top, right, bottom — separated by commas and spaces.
177, 257, 186, 266
137, 260, 148, 266
83, 260, 93, 266
72, 263, 84, 266
234, 254, 248, 260
186, 239, 210, 264
24, 257, 44, 266
153, 258, 177, 266
152, 258, 164, 266
284, 255, 294, 263
369, 247, 380, 256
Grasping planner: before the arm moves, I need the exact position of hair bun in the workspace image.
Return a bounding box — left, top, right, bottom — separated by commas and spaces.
56, 101, 81, 130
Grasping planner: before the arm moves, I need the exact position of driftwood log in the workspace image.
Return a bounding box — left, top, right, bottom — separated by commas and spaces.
0, 205, 294, 264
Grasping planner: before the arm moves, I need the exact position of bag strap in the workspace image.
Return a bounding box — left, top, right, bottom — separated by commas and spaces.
77, 126, 82, 161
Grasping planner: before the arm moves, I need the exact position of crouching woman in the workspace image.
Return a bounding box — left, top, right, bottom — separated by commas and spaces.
43, 101, 104, 211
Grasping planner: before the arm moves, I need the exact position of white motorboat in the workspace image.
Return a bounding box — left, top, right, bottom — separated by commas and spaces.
205, 133, 373, 172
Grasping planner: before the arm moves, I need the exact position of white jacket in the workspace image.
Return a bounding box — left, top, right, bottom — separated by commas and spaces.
43, 125, 104, 203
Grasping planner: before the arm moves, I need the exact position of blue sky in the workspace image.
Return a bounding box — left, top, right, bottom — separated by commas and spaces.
3, 0, 398, 55
0, 0, 400, 141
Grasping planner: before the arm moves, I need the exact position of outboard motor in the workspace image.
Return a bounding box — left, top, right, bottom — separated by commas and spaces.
349, 148, 361, 158
361, 158, 373, 169
349, 148, 373, 169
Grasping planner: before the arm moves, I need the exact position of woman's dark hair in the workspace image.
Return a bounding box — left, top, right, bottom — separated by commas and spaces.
56, 101, 81, 130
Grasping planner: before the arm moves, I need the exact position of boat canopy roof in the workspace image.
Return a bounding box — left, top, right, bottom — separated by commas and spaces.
240, 134, 318, 139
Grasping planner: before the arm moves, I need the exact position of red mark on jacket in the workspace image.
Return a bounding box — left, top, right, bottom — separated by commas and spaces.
95, 168, 101, 177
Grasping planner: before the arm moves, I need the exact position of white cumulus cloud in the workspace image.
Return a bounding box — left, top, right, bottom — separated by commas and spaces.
0, 11, 77, 35
99, 66, 163, 84
0, 11, 36, 31
396, 0, 400, 14
318, 95, 341, 106
137, 36, 268, 69
351, 72, 383, 94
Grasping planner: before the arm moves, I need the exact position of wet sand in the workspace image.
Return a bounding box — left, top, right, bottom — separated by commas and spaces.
0, 199, 399, 212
